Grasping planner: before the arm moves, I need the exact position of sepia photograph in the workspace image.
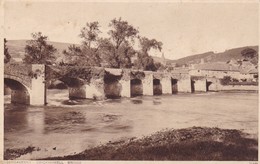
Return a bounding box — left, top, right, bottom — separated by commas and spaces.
2, 0, 259, 162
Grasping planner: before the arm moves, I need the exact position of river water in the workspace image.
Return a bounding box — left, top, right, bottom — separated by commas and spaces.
4, 90, 258, 159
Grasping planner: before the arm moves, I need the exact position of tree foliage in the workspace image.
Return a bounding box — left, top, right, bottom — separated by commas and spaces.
99, 38, 136, 68
62, 44, 83, 65
139, 37, 162, 53
63, 18, 164, 71
108, 18, 138, 47
220, 76, 231, 85
241, 48, 257, 59
100, 18, 139, 68
134, 37, 163, 71
79, 21, 101, 49
63, 22, 102, 67
4, 38, 11, 63
241, 48, 258, 66
23, 32, 57, 65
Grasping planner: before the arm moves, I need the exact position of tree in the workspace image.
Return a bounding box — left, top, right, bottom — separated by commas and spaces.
99, 38, 136, 68
220, 76, 231, 85
4, 38, 11, 63
134, 37, 163, 71
241, 47, 258, 66
154, 62, 165, 71
63, 22, 102, 66
62, 44, 82, 65
100, 18, 139, 68
139, 37, 162, 53
241, 48, 257, 59
79, 21, 101, 48
23, 32, 57, 65
62, 45, 102, 67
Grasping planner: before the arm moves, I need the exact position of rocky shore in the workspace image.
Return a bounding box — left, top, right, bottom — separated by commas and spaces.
34, 127, 258, 161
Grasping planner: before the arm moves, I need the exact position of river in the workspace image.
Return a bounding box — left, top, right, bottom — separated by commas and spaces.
4, 90, 258, 160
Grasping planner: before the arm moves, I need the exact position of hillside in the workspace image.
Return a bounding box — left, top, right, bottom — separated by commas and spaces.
152, 56, 171, 63
169, 46, 258, 66
6, 40, 75, 62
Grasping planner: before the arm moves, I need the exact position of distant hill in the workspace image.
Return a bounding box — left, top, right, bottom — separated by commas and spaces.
6, 40, 75, 62
169, 46, 258, 66
152, 56, 171, 64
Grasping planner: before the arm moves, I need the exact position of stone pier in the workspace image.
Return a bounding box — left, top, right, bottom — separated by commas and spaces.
161, 76, 172, 94
69, 78, 105, 100
142, 72, 153, 96
178, 78, 192, 93
85, 78, 105, 100
118, 69, 131, 98
119, 79, 131, 97
192, 77, 207, 92
69, 86, 86, 99
30, 64, 47, 105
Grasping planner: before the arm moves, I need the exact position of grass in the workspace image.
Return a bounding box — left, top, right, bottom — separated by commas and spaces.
41, 127, 258, 161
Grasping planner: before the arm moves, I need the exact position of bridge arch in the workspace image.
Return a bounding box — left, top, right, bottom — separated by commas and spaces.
4, 75, 31, 105
104, 73, 122, 99
171, 78, 178, 94
153, 79, 162, 95
130, 78, 143, 97
4, 64, 46, 105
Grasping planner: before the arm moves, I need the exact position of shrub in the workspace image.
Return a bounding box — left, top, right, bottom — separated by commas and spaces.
232, 78, 239, 82
220, 76, 231, 85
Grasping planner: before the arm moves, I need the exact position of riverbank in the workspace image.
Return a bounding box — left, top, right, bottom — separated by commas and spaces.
38, 127, 257, 161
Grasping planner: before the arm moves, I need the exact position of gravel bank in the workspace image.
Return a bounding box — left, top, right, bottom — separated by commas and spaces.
41, 127, 258, 161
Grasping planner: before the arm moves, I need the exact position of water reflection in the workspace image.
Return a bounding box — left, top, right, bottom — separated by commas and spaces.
153, 97, 162, 105
27, 109, 45, 134
44, 109, 87, 134
102, 114, 121, 122
131, 99, 143, 104
104, 99, 122, 104
4, 104, 29, 133
62, 99, 95, 106
153, 100, 162, 105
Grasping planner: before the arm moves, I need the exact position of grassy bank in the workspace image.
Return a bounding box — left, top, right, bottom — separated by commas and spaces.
42, 127, 257, 161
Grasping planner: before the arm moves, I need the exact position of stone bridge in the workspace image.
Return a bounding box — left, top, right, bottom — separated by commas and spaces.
4, 64, 46, 105
4, 64, 212, 105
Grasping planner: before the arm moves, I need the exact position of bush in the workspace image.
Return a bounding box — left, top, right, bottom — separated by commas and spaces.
232, 78, 239, 82
220, 76, 231, 85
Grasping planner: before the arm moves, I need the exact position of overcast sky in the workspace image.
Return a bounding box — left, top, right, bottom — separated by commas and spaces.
4, 1, 259, 60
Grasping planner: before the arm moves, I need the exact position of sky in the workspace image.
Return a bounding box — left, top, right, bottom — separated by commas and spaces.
3, 1, 259, 60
